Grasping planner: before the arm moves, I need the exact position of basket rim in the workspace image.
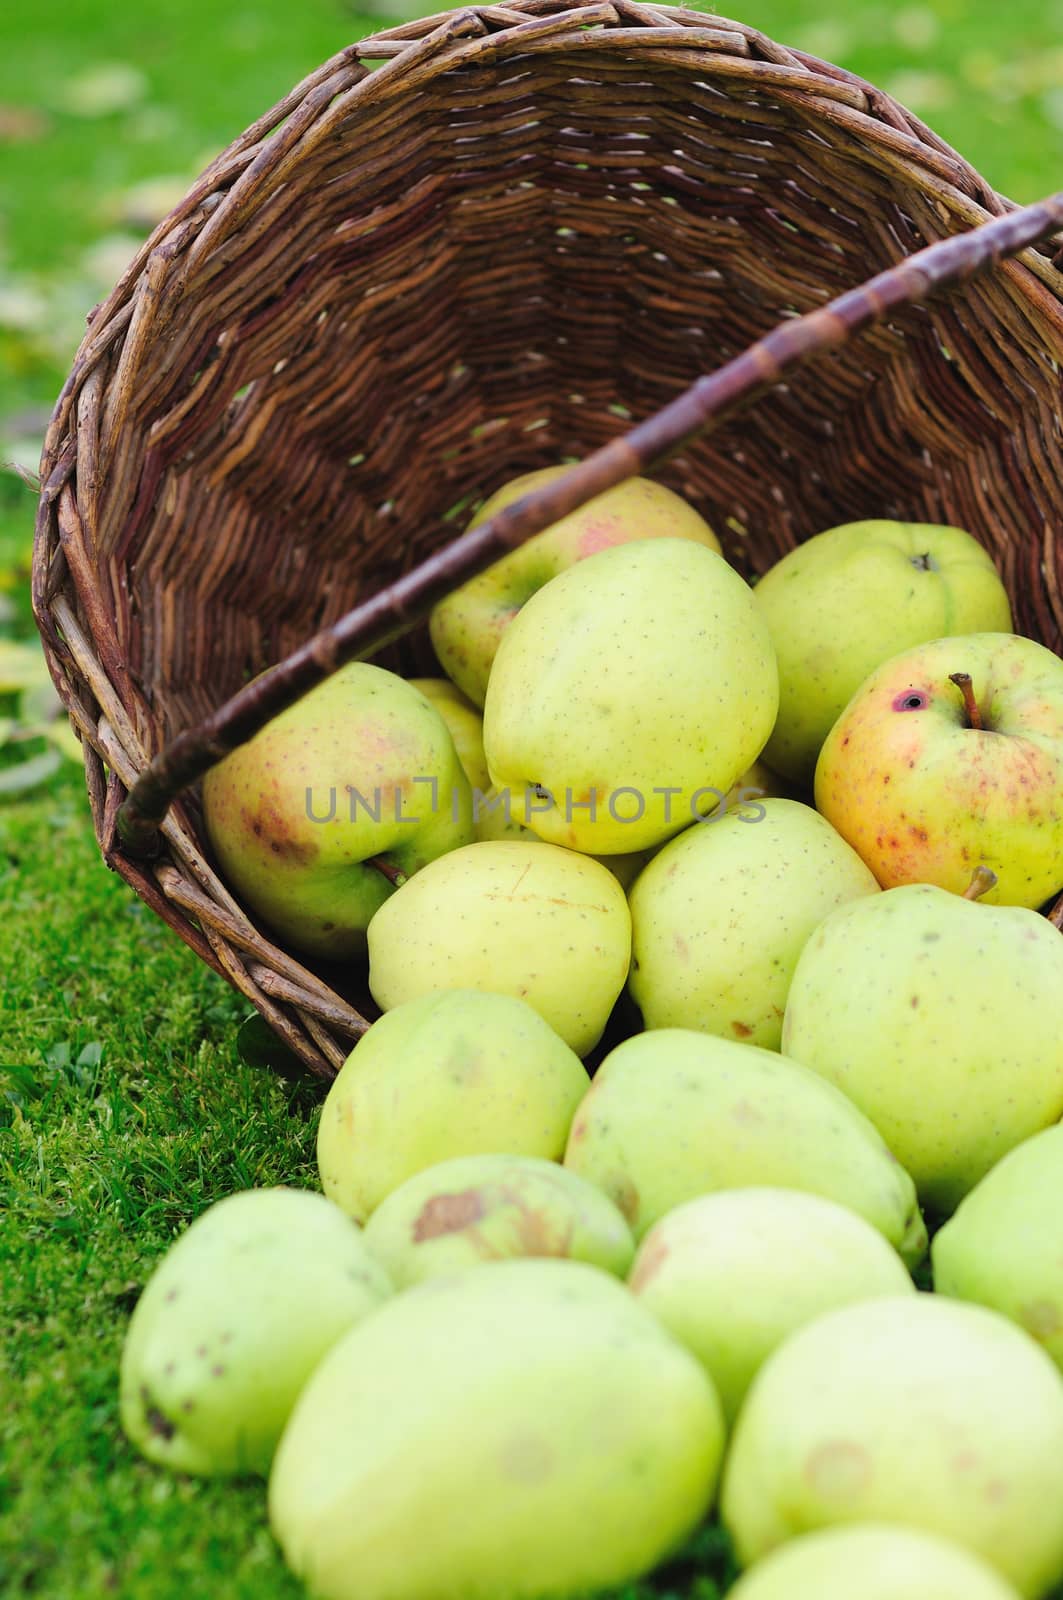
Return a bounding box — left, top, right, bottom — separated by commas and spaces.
31, 0, 1063, 1076
35, 0, 1063, 473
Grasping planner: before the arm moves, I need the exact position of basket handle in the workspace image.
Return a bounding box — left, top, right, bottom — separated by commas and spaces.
115, 191, 1063, 857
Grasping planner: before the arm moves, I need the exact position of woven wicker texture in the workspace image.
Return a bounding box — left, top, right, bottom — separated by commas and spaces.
33, 0, 1063, 1076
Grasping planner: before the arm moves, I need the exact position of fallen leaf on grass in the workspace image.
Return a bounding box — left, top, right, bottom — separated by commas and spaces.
0, 105, 51, 143
60, 63, 147, 118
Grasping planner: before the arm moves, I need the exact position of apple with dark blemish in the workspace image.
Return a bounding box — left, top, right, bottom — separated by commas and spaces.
429, 466, 720, 707
202, 662, 474, 959
362, 1151, 634, 1287
119, 1187, 390, 1476
815, 632, 1063, 909
721, 1295, 1063, 1597
782, 877, 1063, 1213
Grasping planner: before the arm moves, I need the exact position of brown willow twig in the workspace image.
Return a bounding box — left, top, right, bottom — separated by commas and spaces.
115, 189, 1063, 856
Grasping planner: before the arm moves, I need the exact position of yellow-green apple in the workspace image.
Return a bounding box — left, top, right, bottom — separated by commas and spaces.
781, 882, 1063, 1214
562, 1029, 926, 1262
721, 1294, 1063, 1598
815, 632, 1063, 908
202, 663, 474, 958
366, 840, 631, 1055
726, 1526, 1021, 1600
269, 1260, 724, 1600
407, 677, 489, 792
317, 990, 589, 1222
474, 782, 650, 888
933, 1125, 1063, 1368
483, 539, 779, 854
628, 798, 879, 1049
753, 520, 1012, 784
363, 1152, 634, 1288
120, 1188, 390, 1476
628, 1187, 913, 1424
429, 466, 720, 706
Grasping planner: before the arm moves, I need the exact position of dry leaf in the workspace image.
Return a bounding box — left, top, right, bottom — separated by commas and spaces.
0, 105, 51, 143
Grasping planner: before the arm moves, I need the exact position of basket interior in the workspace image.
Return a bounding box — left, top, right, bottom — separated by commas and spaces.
87, 31, 1063, 761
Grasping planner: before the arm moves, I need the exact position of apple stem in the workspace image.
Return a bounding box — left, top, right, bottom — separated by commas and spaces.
368, 855, 408, 889
949, 672, 985, 730
1049, 896, 1063, 931
962, 865, 998, 902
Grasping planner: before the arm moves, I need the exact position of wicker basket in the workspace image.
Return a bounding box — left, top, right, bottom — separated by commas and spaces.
32, 1, 1063, 1078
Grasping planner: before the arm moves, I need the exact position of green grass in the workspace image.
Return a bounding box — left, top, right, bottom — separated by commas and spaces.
2, 0, 1063, 1595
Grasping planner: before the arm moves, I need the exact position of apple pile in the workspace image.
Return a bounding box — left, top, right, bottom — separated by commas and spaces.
121, 468, 1063, 1600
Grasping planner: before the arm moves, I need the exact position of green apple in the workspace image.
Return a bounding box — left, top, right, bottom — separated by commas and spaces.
366, 840, 631, 1055
269, 1259, 724, 1600
629, 1187, 913, 1424
202, 662, 474, 958
363, 1152, 634, 1287
562, 1029, 926, 1262
781, 883, 1063, 1214
474, 782, 650, 888
727, 1525, 1021, 1600
753, 520, 1012, 784
317, 991, 589, 1223
721, 1294, 1063, 1598
120, 1187, 390, 1476
429, 466, 720, 707
407, 677, 489, 792
933, 1124, 1063, 1368
815, 632, 1063, 908
483, 538, 779, 854
628, 798, 879, 1049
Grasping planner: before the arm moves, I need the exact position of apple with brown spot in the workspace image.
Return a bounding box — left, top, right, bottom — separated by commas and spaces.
203, 663, 474, 958
815, 632, 1063, 909
363, 1152, 634, 1287
721, 1294, 1063, 1598
120, 1188, 390, 1476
